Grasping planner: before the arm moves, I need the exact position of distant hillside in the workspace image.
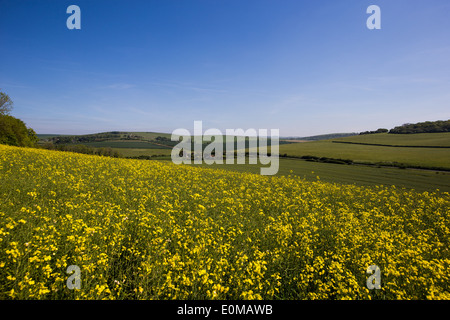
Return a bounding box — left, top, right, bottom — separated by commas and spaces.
38, 131, 172, 143
282, 133, 358, 141
36, 131, 175, 158
38, 131, 175, 147
332, 132, 450, 148
279, 132, 450, 171
37, 131, 290, 159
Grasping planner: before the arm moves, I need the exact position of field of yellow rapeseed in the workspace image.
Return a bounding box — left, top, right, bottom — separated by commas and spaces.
0, 144, 449, 299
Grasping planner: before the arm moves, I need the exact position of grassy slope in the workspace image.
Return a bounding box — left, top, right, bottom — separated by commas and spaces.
128, 132, 172, 140
278, 136, 450, 169
332, 132, 450, 147
38, 132, 174, 156
70, 140, 172, 149
36, 134, 71, 140
112, 148, 172, 157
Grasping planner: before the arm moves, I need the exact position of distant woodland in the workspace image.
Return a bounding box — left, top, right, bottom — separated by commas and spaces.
389, 120, 450, 134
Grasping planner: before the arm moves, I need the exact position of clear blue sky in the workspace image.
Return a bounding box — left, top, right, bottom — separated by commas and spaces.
1, 0, 449, 136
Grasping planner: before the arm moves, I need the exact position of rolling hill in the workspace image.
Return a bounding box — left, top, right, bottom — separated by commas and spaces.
277, 132, 450, 171
331, 132, 450, 147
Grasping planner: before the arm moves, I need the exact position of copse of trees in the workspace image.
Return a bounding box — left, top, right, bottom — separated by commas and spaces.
45, 132, 146, 144
359, 128, 389, 135
0, 90, 38, 147
0, 115, 38, 147
358, 120, 450, 135
49, 132, 122, 144
155, 136, 171, 141
389, 120, 450, 134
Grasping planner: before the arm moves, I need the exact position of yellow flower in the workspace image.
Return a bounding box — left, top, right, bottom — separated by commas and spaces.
0, 144, 448, 300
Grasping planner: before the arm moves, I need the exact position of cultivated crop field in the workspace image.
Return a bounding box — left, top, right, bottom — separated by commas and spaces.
0, 145, 449, 299
111, 148, 172, 158
332, 132, 450, 147
278, 140, 450, 170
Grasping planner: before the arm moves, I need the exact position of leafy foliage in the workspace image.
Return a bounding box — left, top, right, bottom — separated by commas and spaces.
0, 115, 38, 147
0, 91, 13, 116
360, 128, 389, 135
390, 120, 450, 134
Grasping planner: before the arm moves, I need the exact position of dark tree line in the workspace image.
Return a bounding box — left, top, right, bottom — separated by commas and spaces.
47, 132, 147, 144
49, 132, 122, 144
359, 128, 389, 135
359, 120, 450, 135
389, 120, 450, 134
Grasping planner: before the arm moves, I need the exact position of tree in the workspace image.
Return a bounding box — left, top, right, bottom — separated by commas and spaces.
0, 91, 14, 115
0, 114, 37, 147
27, 128, 39, 145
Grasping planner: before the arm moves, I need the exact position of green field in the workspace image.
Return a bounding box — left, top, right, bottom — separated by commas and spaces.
225, 132, 450, 191
69, 140, 172, 149
112, 148, 172, 157
120, 131, 173, 141
36, 134, 71, 140
37, 132, 175, 157
332, 132, 450, 147
277, 135, 450, 170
